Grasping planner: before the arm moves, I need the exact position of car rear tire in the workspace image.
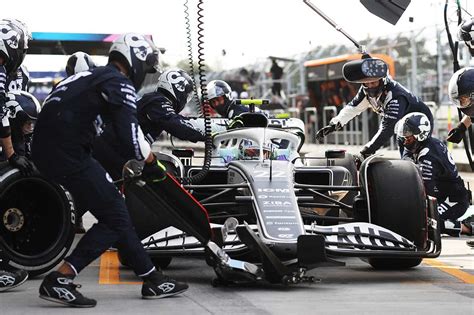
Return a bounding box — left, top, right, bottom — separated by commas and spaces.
363, 159, 427, 269
0, 164, 75, 276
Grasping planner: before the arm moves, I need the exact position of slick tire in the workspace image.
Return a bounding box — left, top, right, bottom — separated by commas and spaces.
364, 160, 426, 269
0, 164, 75, 276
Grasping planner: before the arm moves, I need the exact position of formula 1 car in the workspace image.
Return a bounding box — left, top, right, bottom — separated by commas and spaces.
0, 107, 441, 282
121, 108, 442, 285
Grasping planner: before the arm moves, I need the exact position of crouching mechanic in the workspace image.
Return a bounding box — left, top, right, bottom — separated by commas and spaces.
0, 20, 34, 176
93, 68, 204, 180
395, 112, 473, 236
31, 33, 188, 307
4, 90, 41, 159
316, 57, 433, 158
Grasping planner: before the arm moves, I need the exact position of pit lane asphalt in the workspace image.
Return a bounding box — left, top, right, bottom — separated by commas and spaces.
1, 218, 473, 314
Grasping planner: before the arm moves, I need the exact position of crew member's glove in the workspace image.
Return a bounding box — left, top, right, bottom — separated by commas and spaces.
8, 153, 34, 176
142, 156, 167, 183
315, 123, 340, 142
446, 122, 467, 144
360, 146, 376, 159
227, 116, 244, 130
353, 154, 364, 170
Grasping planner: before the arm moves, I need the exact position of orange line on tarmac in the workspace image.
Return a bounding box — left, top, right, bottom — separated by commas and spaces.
99, 251, 141, 285
423, 259, 474, 284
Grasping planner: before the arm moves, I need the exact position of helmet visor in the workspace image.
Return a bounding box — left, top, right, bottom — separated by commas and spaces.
394, 119, 414, 138
458, 93, 474, 109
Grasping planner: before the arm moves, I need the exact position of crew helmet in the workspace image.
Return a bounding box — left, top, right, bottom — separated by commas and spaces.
394, 112, 431, 153
206, 80, 233, 102
0, 21, 28, 75
448, 67, 474, 116
458, 18, 474, 56
6, 90, 41, 122
156, 68, 194, 113
108, 33, 160, 90
66, 51, 96, 76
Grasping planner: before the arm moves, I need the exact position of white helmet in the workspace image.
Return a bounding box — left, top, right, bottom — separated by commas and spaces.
206, 80, 233, 101
108, 33, 159, 89
448, 67, 474, 116
156, 68, 194, 113
394, 112, 431, 153
66, 51, 96, 76
458, 18, 474, 56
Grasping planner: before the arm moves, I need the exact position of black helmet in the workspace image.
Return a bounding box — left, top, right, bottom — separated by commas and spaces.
448, 67, 474, 116
458, 18, 474, 57
394, 112, 431, 153
343, 57, 388, 98
6, 90, 41, 121
206, 80, 233, 116
0, 21, 27, 76
156, 68, 193, 113
108, 33, 160, 90
66, 51, 96, 76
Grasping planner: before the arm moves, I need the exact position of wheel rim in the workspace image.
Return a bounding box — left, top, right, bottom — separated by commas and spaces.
0, 177, 69, 258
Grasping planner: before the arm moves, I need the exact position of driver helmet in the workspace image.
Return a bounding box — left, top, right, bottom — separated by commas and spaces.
458, 18, 474, 57
448, 67, 474, 116
6, 90, 41, 134
239, 140, 273, 160
394, 112, 431, 154
66, 51, 96, 77
156, 68, 194, 113
0, 21, 28, 76
206, 80, 233, 116
108, 33, 160, 90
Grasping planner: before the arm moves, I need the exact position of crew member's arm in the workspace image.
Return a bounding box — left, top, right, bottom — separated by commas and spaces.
363, 96, 407, 155
447, 115, 472, 143
330, 87, 370, 127
144, 100, 205, 142
99, 79, 151, 162
417, 150, 439, 197
0, 63, 13, 157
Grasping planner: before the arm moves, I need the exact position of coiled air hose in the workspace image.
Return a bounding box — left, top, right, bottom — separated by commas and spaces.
180, 0, 213, 184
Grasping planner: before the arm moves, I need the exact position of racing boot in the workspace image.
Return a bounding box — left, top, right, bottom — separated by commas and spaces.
441, 220, 461, 237
0, 269, 28, 292
39, 271, 97, 307
461, 215, 474, 236
141, 271, 188, 299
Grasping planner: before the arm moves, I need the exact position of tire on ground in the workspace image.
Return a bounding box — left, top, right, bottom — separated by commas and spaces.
365, 160, 427, 269
0, 164, 75, 276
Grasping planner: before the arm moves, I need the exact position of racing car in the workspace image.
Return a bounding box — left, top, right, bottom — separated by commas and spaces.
120, 104, 441, 285
0, 102, 441, 282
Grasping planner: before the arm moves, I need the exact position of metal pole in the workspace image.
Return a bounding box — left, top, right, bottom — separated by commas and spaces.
303, 0, 366, 53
